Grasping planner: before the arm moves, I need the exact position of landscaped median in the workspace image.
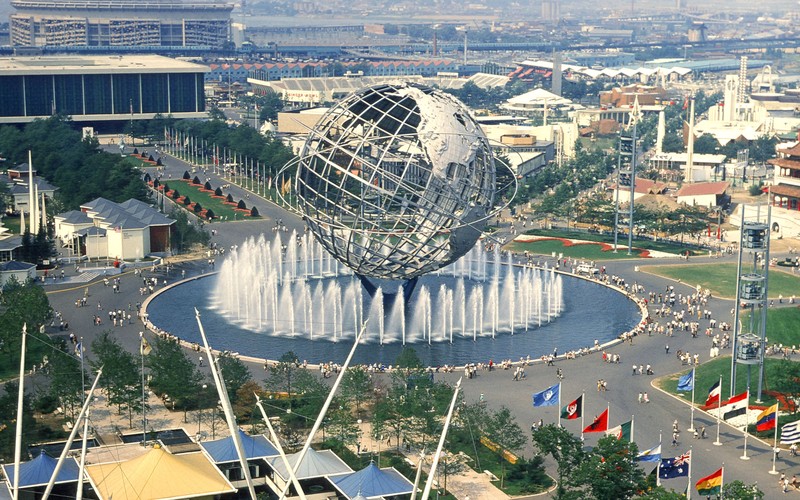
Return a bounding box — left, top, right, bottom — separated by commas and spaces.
145, 171, 261, 222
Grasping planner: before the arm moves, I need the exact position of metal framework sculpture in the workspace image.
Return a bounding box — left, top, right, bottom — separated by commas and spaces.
294, 83, 496, 282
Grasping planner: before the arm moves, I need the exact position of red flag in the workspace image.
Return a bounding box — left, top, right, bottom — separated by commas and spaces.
583, 408, 609, 433
756, 404, 778, 432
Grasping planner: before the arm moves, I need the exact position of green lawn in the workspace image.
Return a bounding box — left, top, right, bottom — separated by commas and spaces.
505, 239, 647, 260
642, 263, 800, 299
745, 307, 800, 347
521, 229, 706, 255
660, 356, 778, 407
160, 180, 259, 222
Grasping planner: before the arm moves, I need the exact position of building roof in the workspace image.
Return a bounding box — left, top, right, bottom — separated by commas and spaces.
85, 447, 236, 500
676, 181, 730, 197
1, 450, 80, 489
505, 88, 573, 107
330, 462, 415, 500
55, 210, 92, 225
0, 55, 209, 76
0, 236, 23, 251
269, 448, 352, 481
75, 226, 107, 237
771, 183, 800, 198
200, 430, 279, 464
0, 260, 36, 272
649, 152, 727, 164
8, 178, 57, 194
77, 197, 174, 230
777, 141, 800, 156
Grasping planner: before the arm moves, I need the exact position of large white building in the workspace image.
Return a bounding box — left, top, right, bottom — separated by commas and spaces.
54, 198, 174, 260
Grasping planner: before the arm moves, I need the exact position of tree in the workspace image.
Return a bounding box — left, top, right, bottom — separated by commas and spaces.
44, 340, 87, 421
0, 277, 53, 370
530, 424, 585, 500
0, 382, 42, 462
326, 404, 361, 447
169, 207, 210, 253
572, 435, 645, 500
146, 337, 204, 421
265, 351, 300, 407
90, 332, 145, 428
217, 351, 252, 404
721, 480, 764, 499
340, 366, 373, 416
484, 406, 527, 488
767, 359, 800, 413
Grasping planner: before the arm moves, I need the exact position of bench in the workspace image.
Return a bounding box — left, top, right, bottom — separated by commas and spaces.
404, 457, 417, 468
484, 470, 499, 481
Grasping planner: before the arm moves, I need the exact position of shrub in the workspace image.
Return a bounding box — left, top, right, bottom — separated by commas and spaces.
140, 152, 147, 158
193, 202, 202, 213
148, 155, 155, 162
226, 193, 234, 203
204, 181, 212, 190
143, 172, 152, 183
192, 176, 201, 185
183, 196, 191, 205
171, 189, 180, 199
206, 209, 215, 219
153, 178, 160, 188
215, 187, 223, 196
162, 183, 169, 193
156, 158, 163, 166
237, 199, 247, 210
133, 147, 139, 155
250, 206, 259, 217
749, 182, 764, 196
183, 170, 191, 180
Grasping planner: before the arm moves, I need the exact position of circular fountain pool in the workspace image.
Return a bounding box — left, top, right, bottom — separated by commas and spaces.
145, 236, 641, 366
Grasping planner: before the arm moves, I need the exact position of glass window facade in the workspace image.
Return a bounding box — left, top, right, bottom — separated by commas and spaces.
0, 70, 204, 119
0, 76, 25, 117
25, 75, 54, 116
112, 74, 141, 115
141, 74, 169, 113
54, 75, 84, 115
84, 74, 112, 115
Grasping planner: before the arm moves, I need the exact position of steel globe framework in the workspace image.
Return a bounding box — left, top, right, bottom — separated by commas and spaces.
294, 83, 496, 282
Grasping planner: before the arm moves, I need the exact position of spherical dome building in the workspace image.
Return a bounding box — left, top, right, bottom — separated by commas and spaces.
295, 83, 496, 282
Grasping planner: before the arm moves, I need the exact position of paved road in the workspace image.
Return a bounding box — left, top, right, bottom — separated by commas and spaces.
43, 146, 798, 498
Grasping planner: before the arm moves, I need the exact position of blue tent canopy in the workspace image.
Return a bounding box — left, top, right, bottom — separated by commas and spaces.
200, 429, 279, 463
1, 450, 80, 489
330, 462, 414, 499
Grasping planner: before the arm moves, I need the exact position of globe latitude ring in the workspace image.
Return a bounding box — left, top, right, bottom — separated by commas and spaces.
276, 82, 517, 281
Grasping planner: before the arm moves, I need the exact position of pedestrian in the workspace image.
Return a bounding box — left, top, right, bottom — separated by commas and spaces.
700, 426, 706, 439
199, 356, 204, 367
632, 364, 637, 375
638, 392, 643, 404
665, 344, 670, 354
642, 392, 649, 403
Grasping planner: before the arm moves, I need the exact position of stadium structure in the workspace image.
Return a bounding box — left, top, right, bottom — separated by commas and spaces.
10, 0, 233, 48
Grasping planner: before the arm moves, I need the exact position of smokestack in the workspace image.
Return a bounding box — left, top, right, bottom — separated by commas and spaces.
552, 51, 562, 96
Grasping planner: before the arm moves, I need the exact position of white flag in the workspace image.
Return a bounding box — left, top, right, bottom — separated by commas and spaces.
781, 420, 800, 444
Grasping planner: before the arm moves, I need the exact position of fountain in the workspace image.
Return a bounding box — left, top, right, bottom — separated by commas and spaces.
212, 233, 564, 345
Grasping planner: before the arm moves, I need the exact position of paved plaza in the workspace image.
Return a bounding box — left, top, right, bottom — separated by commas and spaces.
36, 147, 800, 498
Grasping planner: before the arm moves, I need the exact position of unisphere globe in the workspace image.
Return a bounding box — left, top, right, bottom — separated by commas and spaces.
295, 83, 496, 281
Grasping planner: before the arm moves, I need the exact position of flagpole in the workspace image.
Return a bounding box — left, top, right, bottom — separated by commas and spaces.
686, 448, 692, 500
12, 324, 27, 500
714, 375, 723, 446
140, 332, 147, 446
557, 382, 561, 428
656, 430, 662, 487
720, 464, 725, 500
631, 414, 634, 443
769, 405, 779, 474
580, 392, 585, 442
688, 367, 696, 432
741, 389, 750, 460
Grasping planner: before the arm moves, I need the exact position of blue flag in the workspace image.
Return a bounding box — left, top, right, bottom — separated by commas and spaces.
636, 444, 661, 463
532, 383, 560, 407
677, 369, 694, 392
74, 342, 83, 361
659, 452, 690, 479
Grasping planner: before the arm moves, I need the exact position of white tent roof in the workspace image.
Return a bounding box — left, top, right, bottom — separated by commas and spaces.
506, 88, 573, 106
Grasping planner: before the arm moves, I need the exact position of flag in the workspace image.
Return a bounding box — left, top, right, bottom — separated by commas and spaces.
659, 451, 690, 479
636, 443, 662, 463
695, 467, 723, 496
756, 403, 778, 432
561, 395, 582, 420
605, 420, 632, 441
677, 369, 694, 392
140, 336, 152, 356
533, 383, 560, 407
583, 408, 609, 433
705, 379, 720, 407
74, 342, 83, 360
781, 420, 800, 444
721, 390, 748, 420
